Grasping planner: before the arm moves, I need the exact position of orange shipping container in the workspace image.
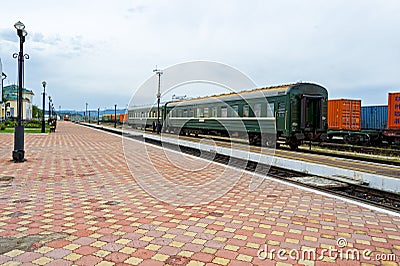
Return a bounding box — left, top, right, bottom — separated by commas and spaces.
328, 99, 361, 131
388, 92, 400, 129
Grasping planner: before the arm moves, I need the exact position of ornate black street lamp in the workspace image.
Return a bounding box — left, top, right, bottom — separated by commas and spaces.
12, 21, 29, 162
97, 107, 100, 125
1, 72, 6, 121
41, 81, 46, 133
114, 104, 117, 128
153, 68, 163, 134
48, 96, 52, 121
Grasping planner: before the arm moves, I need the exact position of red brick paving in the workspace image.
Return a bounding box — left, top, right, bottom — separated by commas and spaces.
0, 122, 399, 265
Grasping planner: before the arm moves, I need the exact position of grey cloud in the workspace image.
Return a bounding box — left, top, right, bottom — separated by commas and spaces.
0, 29, 17, 42
127, 5, 146, 14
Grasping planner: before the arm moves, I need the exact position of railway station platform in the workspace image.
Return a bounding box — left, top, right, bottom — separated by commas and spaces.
0, 122, 399, 265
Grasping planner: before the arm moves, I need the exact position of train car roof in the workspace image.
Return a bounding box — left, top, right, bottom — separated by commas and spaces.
167, 82, 322, 106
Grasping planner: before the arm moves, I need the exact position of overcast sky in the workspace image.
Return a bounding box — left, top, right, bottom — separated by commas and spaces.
1, 0, 399, 110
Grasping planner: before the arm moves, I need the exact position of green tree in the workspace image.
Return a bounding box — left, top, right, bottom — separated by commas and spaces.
32, 105, 42, 119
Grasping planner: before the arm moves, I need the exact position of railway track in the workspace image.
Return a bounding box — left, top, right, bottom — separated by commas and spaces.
97, 122, 400, 164
80, 122, 400, 213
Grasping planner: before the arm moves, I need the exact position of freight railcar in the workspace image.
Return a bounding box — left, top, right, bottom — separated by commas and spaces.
383, 92, 400, 144
328, 99, 383, 144
128, 82, 328, 149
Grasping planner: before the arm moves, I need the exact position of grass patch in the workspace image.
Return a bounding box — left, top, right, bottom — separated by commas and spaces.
0, 127, 50, 134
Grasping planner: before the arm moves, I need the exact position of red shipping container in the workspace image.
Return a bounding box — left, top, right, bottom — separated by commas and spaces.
328, 99, 361, 131
388, 92, 400, 129
119, 114, 127, 122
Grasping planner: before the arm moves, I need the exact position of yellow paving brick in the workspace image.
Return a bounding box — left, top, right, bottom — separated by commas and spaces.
267, 240, 280, 245
388, 235, 400, 240
204, 229, 217, 234
285, 238, 299, 244
223, 227, 235, 232
32, 257, 53, 265
119, 247, 136, 255
169, 241, 185, 248
96, 262, 115, 266
246, 242, 260, 249
356, 239, 371, 245
192, 239, 207, 245
89, 233, 103, 239
63, 253, 82, 261
152, 253, 169, 262
212, 257, 230, 265
178, 250, 194, 257
276, 262, 293, 266
135, 229, 148, 234
213, 236, 227, 242
233, 234, 247, 240
304, 236, 317, 242
236, 254, 253, 262
93, 250, 111, 258
145, 244, 161, 251
184, 231, 197, 237
289, 229, 302, 234
321, 234, 335, 239
139, 236, 154, 242
195, 223, 208, 227
202, 247, 217, 254
35, 246, 54, 254
271, 230, 284, 236
225, 244, 240, 251
90, 240, 107, 247
63, 244, 81, 250
3, 249, 25, 257
187, 261, 205, 266
163, 233, 176, 239
253, 232, 266, 238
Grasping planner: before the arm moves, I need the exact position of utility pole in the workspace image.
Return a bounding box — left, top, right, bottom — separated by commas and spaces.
153, 67, 163, 134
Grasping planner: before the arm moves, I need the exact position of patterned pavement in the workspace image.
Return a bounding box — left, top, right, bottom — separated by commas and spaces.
0, 122, 399, 266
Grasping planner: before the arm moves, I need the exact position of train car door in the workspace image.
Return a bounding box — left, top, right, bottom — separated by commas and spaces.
300, 95, 323, 131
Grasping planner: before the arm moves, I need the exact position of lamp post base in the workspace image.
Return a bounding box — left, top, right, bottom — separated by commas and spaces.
12, 150, 25, 162
13, 125, 25, 162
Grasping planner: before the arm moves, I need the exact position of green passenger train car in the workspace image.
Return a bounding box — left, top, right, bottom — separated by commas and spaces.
128, 82, 328, 149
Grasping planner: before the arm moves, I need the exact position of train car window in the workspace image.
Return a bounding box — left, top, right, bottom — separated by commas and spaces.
211, 107, 217, 117
232, 105, 239, 117
177, 109, 182, 117
254, 104, 262, 117
221, 107, 228, 117
267, 103, 275, 117
183, 109, 188, 117
197, 108, 204, 117
204, 107, 209, 118
243, 105, 249, 117
189, 108, 194, 117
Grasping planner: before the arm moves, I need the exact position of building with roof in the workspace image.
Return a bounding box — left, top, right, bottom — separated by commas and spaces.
1, 84, 34, 121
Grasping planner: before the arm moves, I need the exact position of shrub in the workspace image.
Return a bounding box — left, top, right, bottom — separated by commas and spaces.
25, 119, 42, 128
0, 123, 5, 130
4, 120, 17, 127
